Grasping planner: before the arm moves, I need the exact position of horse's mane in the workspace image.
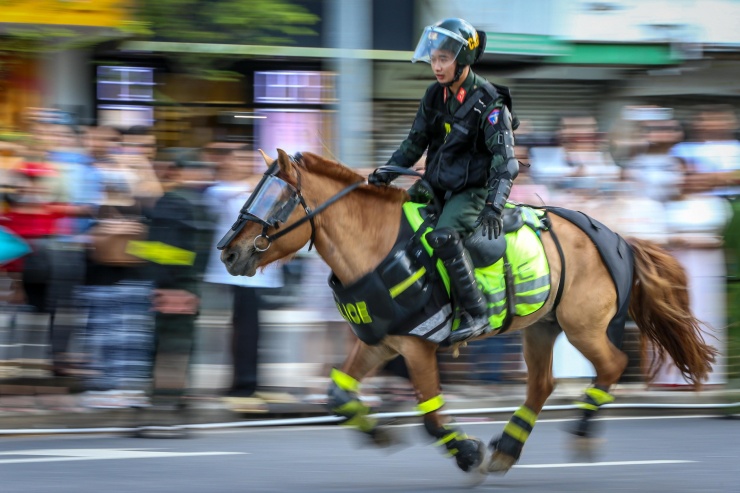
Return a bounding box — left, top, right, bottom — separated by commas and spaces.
298, 152, 409, 204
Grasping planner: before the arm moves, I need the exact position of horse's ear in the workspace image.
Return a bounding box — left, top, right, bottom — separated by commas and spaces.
276, 148, 297, 181
257, 149, 273, 167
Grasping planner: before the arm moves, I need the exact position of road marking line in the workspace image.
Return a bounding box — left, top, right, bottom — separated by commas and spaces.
515, 460, 696, 469
0, 449, 246, 465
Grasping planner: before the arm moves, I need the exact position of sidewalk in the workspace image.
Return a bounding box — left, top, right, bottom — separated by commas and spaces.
0, 366, 738, 434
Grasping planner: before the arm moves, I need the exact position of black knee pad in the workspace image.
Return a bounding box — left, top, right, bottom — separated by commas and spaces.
426, 228, 463, 259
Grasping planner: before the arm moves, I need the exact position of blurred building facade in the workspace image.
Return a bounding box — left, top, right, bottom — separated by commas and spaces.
3, 1, 739, 162
0, 0, 133, 131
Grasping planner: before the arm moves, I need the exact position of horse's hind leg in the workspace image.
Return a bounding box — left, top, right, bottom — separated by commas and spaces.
565, 326, 628, 438
327, 339, 398, 445
487, 320, 561, 474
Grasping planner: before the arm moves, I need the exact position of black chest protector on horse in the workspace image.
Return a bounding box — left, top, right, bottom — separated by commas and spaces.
424, 82, 513, 193
329, 211, 452, 345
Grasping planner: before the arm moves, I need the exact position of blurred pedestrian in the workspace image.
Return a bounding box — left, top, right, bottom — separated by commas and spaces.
529, 114, 620, 194
138, 148, 216, 411
621, 107, 685, 205
203, 144, 283, 403
111, 125, 163, 211
43, 122, 103, 376
671, 105, 740, 274
77, 127, 158, 409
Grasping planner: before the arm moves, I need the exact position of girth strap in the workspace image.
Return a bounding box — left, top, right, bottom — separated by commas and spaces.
546, 216, 566, 311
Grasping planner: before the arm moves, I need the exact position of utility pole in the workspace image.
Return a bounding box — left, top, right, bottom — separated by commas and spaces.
327, 0, 373, 168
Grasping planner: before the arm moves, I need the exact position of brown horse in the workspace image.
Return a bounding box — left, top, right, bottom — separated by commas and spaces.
219, 149, 717, 476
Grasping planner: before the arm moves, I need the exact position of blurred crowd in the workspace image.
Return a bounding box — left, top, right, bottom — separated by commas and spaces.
0, 102, 738, 411
514, 104, 739, 248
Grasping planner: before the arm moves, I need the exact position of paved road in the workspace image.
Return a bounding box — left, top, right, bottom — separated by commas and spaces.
0, 415, 737, 493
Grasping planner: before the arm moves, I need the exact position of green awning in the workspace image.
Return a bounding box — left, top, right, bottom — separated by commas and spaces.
484, 32, 680, 65
122, 35, 682, 66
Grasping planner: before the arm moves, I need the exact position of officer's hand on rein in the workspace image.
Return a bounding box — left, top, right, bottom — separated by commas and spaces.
475, 204, 503, 240
407, 180, 434, 204
368, 169, 397, 186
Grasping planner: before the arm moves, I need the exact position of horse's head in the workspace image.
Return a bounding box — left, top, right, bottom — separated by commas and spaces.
219, 148, 314, 276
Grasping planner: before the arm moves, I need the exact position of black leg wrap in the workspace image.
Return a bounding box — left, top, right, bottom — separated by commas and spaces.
424, 417, 484, 472
490, 433, 524, 461
326, 381, 357, 415
569, 385, 614, 438
327, 380, 376, 434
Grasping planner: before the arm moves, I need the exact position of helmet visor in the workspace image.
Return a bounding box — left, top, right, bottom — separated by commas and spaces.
412, 26, 466, 66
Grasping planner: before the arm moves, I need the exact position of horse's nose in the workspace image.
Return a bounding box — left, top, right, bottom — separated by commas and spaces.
221, 248, 239, 270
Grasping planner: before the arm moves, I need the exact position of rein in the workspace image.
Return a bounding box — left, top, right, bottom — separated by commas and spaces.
218, 154, 365, 253
259, 161, 435, 251
218, 159, 431, 254
260, 168, 365, 251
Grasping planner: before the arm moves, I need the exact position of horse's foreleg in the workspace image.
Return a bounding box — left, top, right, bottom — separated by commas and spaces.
327, 339, 397, 445
396, 336, 485, 473
488, 322, 560, 474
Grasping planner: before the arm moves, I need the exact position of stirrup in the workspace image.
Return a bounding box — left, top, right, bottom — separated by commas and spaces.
449, 312, 490, 344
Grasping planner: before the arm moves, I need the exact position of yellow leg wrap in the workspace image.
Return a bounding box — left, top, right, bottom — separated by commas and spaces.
417, 395, 445, 414
513, 405, 538, 427
336, 400, 376, 433
502, 405, 538, 444
503, 422, 530, 442
435, 430, 462, 447
585, 387, 615, 406
575, 387, 615, 410
331, 368, 360, 393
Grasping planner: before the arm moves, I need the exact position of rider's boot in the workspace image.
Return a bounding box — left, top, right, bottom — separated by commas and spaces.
427, 227, 490, 344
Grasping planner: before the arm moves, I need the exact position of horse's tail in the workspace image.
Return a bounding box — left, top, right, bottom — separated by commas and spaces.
627, 237, 717, 387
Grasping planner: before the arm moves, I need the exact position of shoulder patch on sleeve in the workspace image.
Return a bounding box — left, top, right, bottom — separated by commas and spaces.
487, 108, 500, 126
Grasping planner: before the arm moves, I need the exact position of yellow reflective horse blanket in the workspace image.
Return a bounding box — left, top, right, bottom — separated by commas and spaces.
403, 202, 551, 333
329, 201, 552, 346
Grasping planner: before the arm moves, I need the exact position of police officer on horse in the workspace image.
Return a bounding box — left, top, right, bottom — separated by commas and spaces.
369, 17, 520, 344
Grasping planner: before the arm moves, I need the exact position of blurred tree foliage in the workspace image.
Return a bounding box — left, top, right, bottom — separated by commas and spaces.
0, 1, 320, 79
135, 0, 320, 78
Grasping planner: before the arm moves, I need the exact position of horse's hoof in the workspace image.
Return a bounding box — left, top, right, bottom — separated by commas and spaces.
366, 425, 403, 449
567, 418, 591, 438
566, 435, 606, 462
461, 463, 488, 488
486, 450, 517, 475
454, 438, 486, 473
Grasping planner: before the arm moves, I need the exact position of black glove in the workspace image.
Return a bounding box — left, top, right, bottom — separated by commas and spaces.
368, 169, 397, 186
407, 180, 434, 204
475, 204, 503, 240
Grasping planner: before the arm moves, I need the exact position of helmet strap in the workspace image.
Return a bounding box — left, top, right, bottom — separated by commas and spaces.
442, 63, 466, 88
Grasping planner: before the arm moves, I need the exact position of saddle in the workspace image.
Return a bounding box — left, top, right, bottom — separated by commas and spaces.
465, 206, 525, 267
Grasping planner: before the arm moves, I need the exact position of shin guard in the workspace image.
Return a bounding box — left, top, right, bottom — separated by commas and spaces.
491, 405, 538, 460
327, 368, 376, 433
571, 385, 614, 437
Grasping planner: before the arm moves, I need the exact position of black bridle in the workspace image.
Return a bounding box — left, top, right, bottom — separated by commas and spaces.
216, 153, 366, 253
